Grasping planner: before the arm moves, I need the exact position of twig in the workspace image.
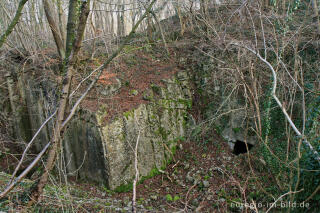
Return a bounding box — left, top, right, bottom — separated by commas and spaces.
184, 183, 197, 212
8, 110, 57, 185
132, 130, 141, 213
266, 189, 303, 213
0, 141, 51, 199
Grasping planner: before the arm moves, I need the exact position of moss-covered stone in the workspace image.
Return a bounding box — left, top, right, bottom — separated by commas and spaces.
96, 71, 192, 189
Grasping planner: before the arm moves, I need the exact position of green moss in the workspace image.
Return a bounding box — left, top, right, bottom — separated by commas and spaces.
143, 90, 154, 101
151, 84, 161, 95
114, 182, 133, 193
123, 109, 134, 120
129, 89, 138, 96
114, 167, 163, 193
166, 194, 173, 201
232, 127, 241, 133
171, 145, 177, 156
156, 126, 168, 140
138, 167, 161, 184
173, 195, 180, 201
177, 98, 192, 109
123, 44, 138, 53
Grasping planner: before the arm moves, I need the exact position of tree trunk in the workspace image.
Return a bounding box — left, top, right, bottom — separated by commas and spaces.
175, 0, 186, 36
28, 0, 91, 205
71, 0, 91, 60
43, 0, 66, 59
312, 0, 320, 35
147, 13, 154, 43
57, 0, 67, 47
65, 0, 79, 58
200, 0, 209, 18
282, 0, 286, 16
150, 10, 170, 56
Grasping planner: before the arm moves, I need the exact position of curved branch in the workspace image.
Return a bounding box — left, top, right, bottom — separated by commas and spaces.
232, 42, 320, 165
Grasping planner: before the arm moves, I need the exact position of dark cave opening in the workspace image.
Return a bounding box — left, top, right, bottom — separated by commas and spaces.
233, 140, 253, 155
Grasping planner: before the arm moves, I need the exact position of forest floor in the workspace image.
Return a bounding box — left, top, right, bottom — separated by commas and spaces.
1, 132, 269, 212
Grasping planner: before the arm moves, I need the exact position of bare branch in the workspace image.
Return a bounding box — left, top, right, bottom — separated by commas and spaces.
232, 42, 320, 165
266, 189, 304, 213
8, 110, 57, 185
0, 141, 51, 199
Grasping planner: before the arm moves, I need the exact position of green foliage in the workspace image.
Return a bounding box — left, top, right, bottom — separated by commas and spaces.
165, 194, 180, 202
258, 91, 292, 198
139, 167, 161, 185
113, 167, 163, 193
232, 127, 241, 134
293, 95, 320, 209
191, 126, 202, 141
129, 89, 138, 96
165, 194, 173, 201
151, 83, 161, 95
173, 195, 180, 201
123, 110, 134, 119
258, 74, 320, 210
114, 182, 133, 193
0, 200, 9, 212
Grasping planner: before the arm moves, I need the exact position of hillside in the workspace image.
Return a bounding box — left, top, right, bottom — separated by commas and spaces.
1, 1, 320, 212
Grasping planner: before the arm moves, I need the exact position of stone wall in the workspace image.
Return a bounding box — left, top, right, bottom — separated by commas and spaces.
2, 69, 192, 189
96, 71, 191, 189
188, 50, 257, 151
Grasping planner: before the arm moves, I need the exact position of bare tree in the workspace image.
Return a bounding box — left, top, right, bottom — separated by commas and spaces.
0, 0, 158, 205
0, 0, 29, 48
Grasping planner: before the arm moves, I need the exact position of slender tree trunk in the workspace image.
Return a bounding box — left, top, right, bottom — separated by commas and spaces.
200, 0, 209, 18
147, 13, 154, 43
0, 0, 29, 48
262, 0, 269, 11
28, 0, 91, 205
57, 0, 67, 47
65, 0, 79, 58
117, 1, 125, 37
150, 10, 169, 56
282, 0, 286, 16
132, 131, 141, 213
43, 0, 66, 59
174, 0, 186, 36
312, 0, 320, 35
72, 0, 91, 60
